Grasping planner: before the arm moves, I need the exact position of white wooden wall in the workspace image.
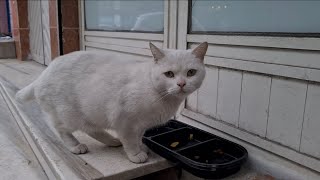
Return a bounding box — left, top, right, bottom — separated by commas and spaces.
183, 44, 320, 172
28, 0, 45, 64
28, 0, 51, 65
80, 0, 320, 173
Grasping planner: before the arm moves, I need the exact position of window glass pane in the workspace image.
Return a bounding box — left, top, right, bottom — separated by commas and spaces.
191, 0, 320, 34
85, 0, 164, 32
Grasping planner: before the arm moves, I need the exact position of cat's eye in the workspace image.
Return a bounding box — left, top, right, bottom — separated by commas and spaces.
164, 71, 174, 78
187, 69, 197, 77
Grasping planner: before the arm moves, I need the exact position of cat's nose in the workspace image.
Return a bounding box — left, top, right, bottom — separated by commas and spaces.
177, 81, 186, 88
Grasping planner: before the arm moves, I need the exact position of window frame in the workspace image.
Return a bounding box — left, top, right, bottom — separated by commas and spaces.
79, 0, 176, 52
187, 0, 320, 38
83, 0, 165, 34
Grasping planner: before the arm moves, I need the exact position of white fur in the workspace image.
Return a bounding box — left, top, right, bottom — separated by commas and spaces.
16, 43, 207, 163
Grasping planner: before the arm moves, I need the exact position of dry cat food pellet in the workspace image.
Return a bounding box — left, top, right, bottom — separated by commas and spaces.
214, 149, 224, 154
189, 134, 194, 140
170, 142, 179, 148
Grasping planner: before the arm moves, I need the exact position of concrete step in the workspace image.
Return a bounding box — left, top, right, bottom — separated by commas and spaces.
0, 86, 48, 180
0, 78, 174, 180
0, 39, 16, 59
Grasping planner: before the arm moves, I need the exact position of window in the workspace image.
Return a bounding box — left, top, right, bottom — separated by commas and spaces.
84, 0, 164, 33
190, 0, 320, 36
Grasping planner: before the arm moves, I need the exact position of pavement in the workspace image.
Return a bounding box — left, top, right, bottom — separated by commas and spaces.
0, 59, 47, 180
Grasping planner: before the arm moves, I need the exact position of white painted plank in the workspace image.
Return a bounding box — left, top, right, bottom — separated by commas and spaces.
186, 91, 197, 112
85, 36, 163, 49
40, 0, 51, 65
197, 66, 218, 118
79, 0, 85, 50
204, 56, 320, 83
267, 78, 307, 150
190, 43, 320, 70
300, 84, 320, 159
85, 47, 151, 61
239, 73, 271, 137
177, 0, 188, 50
28, 0, 45, 64
163, 0, 169, 48
84, 42, 152, 56
187, 34, 320, 51
217, 69, 242, 126
84, 31, 163, 41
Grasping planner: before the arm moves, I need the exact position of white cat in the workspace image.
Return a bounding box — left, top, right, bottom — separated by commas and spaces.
16, 42, 208, 163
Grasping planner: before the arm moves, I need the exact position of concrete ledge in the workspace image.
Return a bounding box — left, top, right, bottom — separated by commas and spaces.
0, 39, 16, 59
0, 79, 173, 180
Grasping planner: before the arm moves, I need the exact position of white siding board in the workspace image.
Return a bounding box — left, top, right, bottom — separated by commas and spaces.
41, 0, 51, 65
167, 0, 178, 49
84, 31, 163, 41
300, 84, 320, 159
85, 36, 163, 49
186, 91, 197, 112
204, 56, 320, 83
217, 69, 242, 126
197, 67, 218, 118
190, 43, 320, 70
177, 0, 188, 50
28, 0, 45, 64
239, 73, 271, 137
187, 34, 320, 51
85, 47, 151, 61
84, 42, 152, 57
267, 78, 307, 150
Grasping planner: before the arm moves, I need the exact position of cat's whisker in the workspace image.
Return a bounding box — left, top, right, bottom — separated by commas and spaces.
125, 91, 171, 122
129, 88, 185, 124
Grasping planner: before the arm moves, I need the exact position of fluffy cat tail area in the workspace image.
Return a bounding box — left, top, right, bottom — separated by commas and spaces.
15, 84, 35, 102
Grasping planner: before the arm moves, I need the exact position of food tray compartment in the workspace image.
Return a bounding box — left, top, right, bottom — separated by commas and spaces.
151, 127, 214, 151
144, 120, 186, 137
178, 139, 244, 165
176, 139, 247, 179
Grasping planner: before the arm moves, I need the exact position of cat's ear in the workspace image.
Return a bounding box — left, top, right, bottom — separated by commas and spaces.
149, 42, 164, 62
191, 42, 208, 62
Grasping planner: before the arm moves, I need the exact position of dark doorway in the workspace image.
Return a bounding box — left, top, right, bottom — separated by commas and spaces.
57, 0, 64, 55
0, 0, 11, 37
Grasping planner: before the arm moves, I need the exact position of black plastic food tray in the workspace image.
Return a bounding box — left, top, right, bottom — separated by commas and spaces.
143, 120, 248, 179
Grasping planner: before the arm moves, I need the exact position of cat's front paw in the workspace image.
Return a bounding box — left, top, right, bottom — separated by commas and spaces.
128, 151, 148, 163
70, 144, 88, 154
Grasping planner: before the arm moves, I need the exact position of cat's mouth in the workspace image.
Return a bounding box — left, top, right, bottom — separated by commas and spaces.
179, 89, 186, 93
168, 88, 189, 97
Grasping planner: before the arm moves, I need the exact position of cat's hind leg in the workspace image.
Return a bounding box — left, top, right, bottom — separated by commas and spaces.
88, 130, 122, 147
58, 130, 88, 154
46, 113, 88, 154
